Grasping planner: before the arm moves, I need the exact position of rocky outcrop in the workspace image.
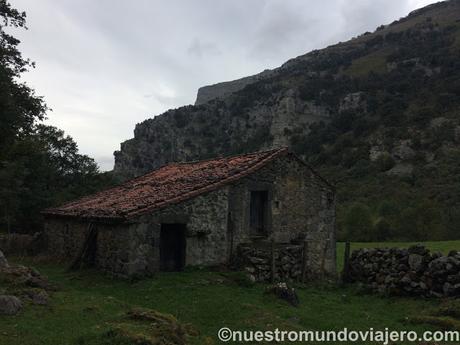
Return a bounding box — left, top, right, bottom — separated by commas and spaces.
195, 69, 274, 105
114, 87, 330, 179
0, 253, 54, 315
1, 264, 54, 291
339, 92, 366, 112
348, 245, 460, 297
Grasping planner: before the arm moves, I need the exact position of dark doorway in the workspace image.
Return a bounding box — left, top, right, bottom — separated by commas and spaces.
160, 223, 186, 271
250, 191, 268, 235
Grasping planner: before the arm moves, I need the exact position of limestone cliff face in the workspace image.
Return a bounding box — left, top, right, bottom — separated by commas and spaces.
114, 42, 338, 179
114, 0, 460, 187
114, 86, 331, 179
113, 0, 460, 241
194, 69, 273, 105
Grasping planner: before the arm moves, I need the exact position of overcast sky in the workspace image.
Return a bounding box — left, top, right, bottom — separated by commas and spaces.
12, 0, 437, 171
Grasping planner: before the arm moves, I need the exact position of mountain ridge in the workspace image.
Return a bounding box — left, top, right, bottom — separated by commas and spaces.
114, 0, 460, 240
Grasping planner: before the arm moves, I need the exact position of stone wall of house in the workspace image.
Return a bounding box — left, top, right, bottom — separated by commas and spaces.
45, 218, 88, 259
44, 188, 229, 277
95, 223, 156, 277
348, 245, 460, 297
44, 154, 336, 279
44, 218, 154, 277
139, 187, 230, 268
228, 154, 336, 278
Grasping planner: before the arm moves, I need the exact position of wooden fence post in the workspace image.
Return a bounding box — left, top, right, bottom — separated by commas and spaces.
301, 240, 308, 283
270, 239, 276, 283
341, 241, 351, 284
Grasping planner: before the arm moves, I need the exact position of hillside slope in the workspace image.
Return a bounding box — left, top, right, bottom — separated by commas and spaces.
114, 0, 460, 241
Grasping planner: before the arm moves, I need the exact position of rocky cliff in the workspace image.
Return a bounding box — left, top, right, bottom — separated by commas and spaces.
114, 0, 460, 241
114, 88, 331, 178
194, 69, 274, 105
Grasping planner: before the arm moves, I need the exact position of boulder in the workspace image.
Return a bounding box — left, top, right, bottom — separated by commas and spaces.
0, 295, 22, 315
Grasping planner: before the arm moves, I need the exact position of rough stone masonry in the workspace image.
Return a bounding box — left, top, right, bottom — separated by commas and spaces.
348, 245, 460, 297
44, 149, 337, 279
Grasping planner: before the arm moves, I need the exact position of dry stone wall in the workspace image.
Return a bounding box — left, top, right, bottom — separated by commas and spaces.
348, 245, 460, 297
236, 243, 304, 282
0, 233, 43, 256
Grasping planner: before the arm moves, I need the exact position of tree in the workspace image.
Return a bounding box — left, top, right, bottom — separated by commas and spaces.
4, 125, 111, 231
0, 0, 47, 232
0, 0, 47, 152
343, 203, 374, 241
0, 1, 115, 233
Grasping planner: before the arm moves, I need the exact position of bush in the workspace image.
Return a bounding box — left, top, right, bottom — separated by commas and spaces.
344, 203, 374, 241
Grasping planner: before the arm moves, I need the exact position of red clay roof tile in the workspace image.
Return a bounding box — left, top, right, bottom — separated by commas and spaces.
43, 148, 289, 221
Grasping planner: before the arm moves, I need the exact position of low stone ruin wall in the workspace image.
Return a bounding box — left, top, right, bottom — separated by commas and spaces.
348, 245, 460, 297
235, 243, 303, 282
0, 232, 44, 256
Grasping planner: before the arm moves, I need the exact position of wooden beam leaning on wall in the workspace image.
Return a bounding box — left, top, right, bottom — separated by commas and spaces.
68, 223, 98, 271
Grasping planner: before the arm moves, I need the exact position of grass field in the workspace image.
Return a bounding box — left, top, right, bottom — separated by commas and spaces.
1, 241, 460, 345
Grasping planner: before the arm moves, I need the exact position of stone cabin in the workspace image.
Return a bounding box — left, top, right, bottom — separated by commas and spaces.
43, 148, 336, 278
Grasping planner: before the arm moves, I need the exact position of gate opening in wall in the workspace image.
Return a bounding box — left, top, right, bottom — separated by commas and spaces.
160, 223, 186, 271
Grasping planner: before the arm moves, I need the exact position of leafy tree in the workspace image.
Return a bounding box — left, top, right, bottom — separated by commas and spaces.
0, 0, 46, 232
343, 203, 374, 241
374, 218, 393, 241
0, 1, 115, 233
0, 0, 47, 152
2, 125, 115, 232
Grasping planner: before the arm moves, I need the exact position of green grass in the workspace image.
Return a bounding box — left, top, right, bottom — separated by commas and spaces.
1, 241, 460, 345
342, 48, 391, 77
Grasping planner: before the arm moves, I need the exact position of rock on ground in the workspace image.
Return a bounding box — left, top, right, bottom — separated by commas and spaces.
0, 249, 8, 268
265, 282, 300, 306
0, 295, 22, 315
24, 289, 49, 305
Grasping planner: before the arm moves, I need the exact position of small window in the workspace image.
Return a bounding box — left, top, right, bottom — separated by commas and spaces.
250, 191, 268, 235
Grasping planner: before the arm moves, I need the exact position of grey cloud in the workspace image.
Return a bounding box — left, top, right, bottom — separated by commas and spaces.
12, 0, 438, 170
187, 38, 221, 58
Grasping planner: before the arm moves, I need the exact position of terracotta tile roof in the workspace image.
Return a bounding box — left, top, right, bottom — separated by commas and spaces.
43, 148, 294, 222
